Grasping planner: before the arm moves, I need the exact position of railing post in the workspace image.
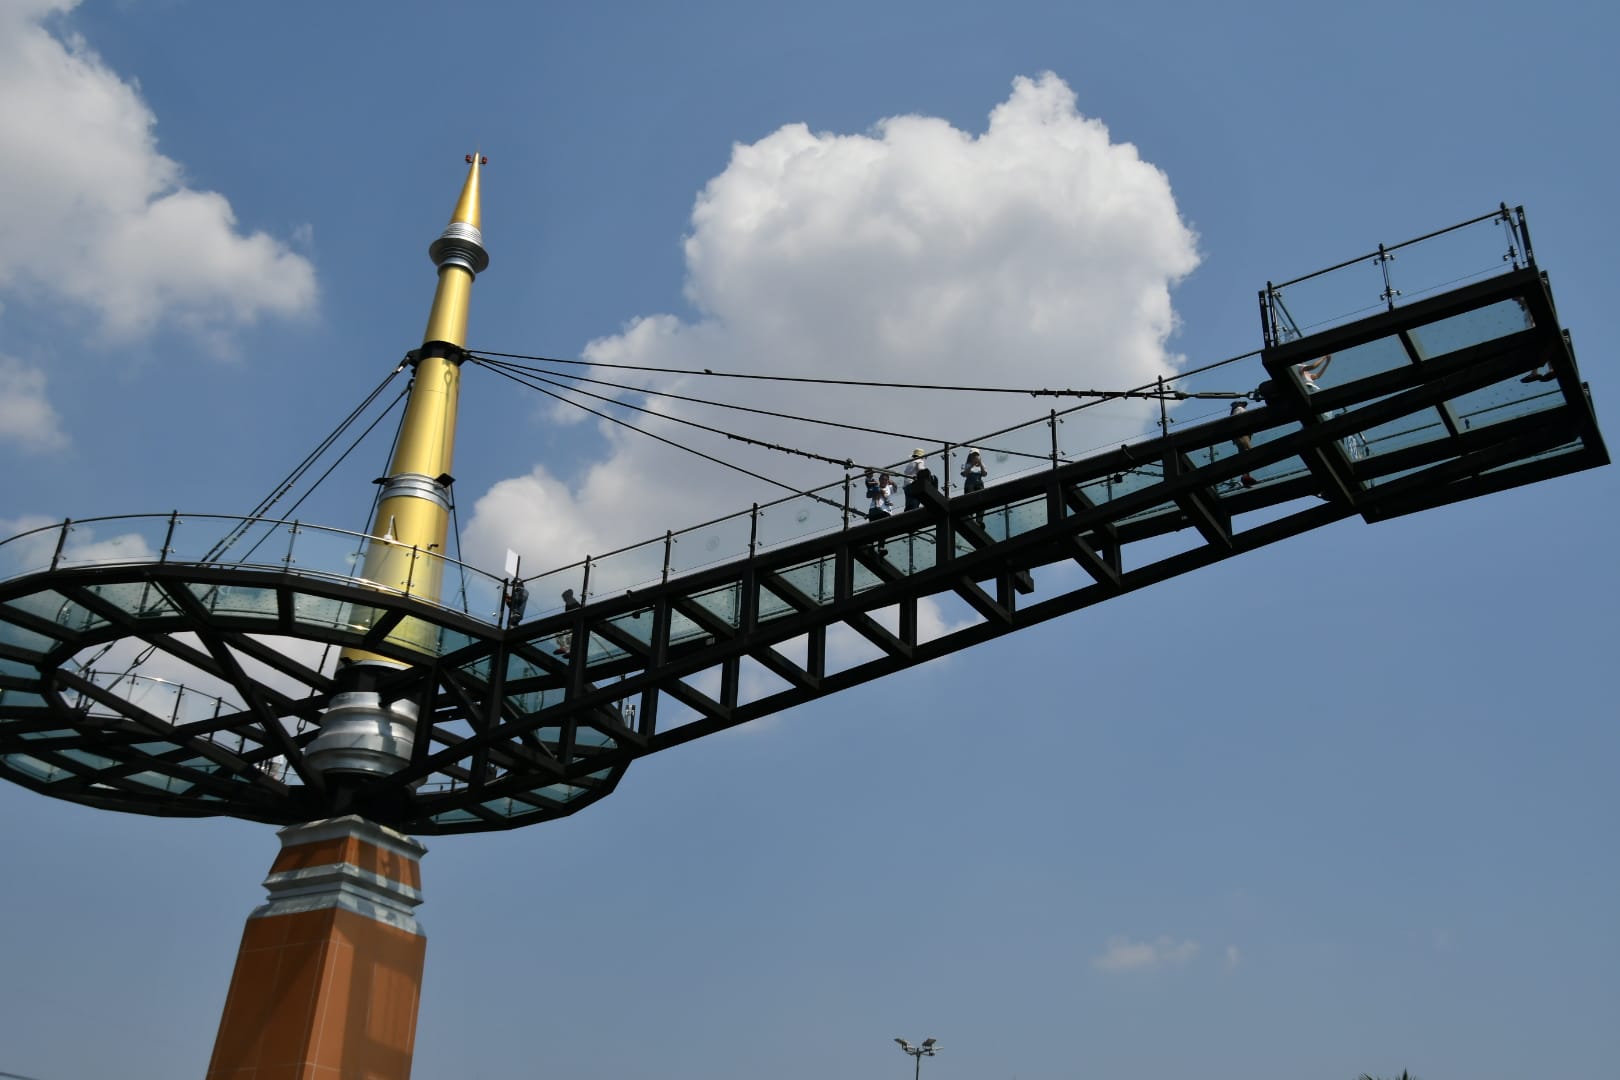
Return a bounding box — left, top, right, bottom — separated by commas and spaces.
161, 511, 179, 564
1260, 284, 1275, 348
284, 521, 300, 567
1157, 377, 1170, 439
661, 531, 673, 583
1376, 243, 1400, 310
50, 518, 71, 571
581, 556, 592, 602
1497, 202, 1522, 270
943, 442, 953, 497
406, 545, 419, 595
749, 503, 760, 557
1516, 205, 1536, 267
842, 474, 851, 529
1048, 411, 1059, 470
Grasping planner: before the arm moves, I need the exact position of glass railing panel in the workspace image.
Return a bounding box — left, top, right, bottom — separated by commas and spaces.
578, 537, 665, 600
1368, 215, 1523, 308
157, 514, 214, 564
975, 416, 1056, 484
1262, 213, 1522, 341
86, 675, 238, 725
84, 581, 180, 620
280, 524, 368, 581
1262, 268, 1389, 342
53, 518, 164, 570
1449, 381, 1562, 433
186, 583, 279, 621
1059, 398, 1167, 465
441, 566, 504, 624
1409, 298, 1533, 359
0, 688, 48, 709
215, 518, 302, 571
4, 589, 108, 634
669, 514, 754, 578
0, 520, 72, 580
520, 563, 592, 619
757, 487, 849, 549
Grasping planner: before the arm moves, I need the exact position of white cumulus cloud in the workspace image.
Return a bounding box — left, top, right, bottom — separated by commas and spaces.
0, 0, 316, 344
465, 73, 1200, 592
0, 355, 68, 452
1091, 935, 1202, 973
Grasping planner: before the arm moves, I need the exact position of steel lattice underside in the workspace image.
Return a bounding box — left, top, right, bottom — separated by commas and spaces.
0, 267, 1606, 834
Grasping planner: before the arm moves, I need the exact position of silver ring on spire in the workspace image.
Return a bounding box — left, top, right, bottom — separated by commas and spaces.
428, 221, 490, 276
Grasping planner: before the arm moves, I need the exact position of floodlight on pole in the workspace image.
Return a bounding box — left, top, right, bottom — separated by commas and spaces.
894, 1036, 940, 1080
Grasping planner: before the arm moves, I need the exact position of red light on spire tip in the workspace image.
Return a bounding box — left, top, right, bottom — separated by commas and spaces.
464, 154, 489, 165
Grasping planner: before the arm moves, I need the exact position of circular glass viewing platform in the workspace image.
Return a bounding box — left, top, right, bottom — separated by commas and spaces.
0, 514, 631, 834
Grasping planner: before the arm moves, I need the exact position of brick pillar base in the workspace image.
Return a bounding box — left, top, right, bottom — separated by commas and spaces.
207, 816, 428, 1080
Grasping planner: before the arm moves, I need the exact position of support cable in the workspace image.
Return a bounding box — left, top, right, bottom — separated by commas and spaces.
232, 386, 410, 566
475, 355, 961, 447
203, 365, 405, 562
469, 349, 1255, 402
471, 358, 864, 474
477, 362, 846, 509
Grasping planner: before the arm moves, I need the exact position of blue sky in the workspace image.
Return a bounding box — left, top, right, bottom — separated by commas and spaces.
1, 2, 1616, 1078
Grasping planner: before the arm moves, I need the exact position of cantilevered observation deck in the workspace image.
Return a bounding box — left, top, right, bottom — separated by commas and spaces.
0, 207, 1605, 833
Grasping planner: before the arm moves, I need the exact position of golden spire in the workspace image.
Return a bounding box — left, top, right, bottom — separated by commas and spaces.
312, 155, 493, 778
449, 152, 484, 231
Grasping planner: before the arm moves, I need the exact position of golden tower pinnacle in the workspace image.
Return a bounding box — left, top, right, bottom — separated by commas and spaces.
308, 155, 491, 780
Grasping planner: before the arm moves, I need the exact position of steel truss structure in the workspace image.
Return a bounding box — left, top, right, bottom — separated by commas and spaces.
0, 248, 1605, 834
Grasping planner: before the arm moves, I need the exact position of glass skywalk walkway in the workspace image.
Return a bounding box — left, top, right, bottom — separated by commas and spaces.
0, 207, 1605, 833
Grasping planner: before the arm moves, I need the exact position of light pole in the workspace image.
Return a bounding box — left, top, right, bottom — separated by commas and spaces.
894, 1037, 940, 1080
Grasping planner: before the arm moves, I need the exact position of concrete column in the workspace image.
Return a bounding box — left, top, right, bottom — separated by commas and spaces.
207, 816, 428, 1079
